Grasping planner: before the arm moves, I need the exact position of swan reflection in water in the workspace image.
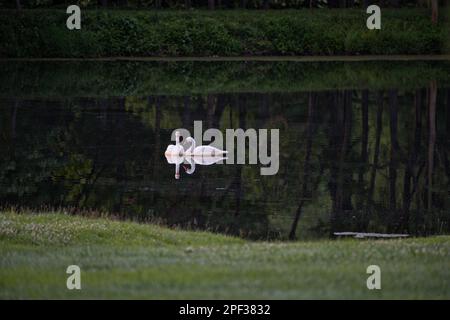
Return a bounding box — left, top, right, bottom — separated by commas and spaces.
164, 131, 228, 179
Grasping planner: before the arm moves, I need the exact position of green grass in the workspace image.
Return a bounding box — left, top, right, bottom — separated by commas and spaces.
0, 211, 449, 299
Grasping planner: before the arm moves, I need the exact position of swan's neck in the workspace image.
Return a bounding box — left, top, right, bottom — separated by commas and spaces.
175, 131, 180, 146
187, 137, 196, 153
185, 158, 196, 174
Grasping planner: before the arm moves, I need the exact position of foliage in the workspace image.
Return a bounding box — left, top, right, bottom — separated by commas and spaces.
1, 61, 450, 98
0, 9, 445, 57
0, 0, 433, 9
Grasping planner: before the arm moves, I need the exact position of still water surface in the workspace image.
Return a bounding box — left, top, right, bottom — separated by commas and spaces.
1, 61, 449, 239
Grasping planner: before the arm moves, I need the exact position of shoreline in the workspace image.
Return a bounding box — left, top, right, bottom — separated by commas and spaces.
2, 55, 450, 62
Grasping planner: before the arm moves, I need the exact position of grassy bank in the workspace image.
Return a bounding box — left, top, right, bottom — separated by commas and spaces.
0, 211, 449, 299
0, 9, 445, 58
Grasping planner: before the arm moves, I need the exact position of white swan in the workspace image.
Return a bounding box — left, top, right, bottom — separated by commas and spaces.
182, 154, 227, 175
164, 134, 228, 179
164, 153, 183, 179
191, 154, 227, 166
164, 131, 185, 179
183, 157, 196, 175
164, 131, 184, 157
185, 136, 228, 157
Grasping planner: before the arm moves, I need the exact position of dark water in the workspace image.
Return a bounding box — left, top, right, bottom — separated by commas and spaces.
1, 61, 449, 239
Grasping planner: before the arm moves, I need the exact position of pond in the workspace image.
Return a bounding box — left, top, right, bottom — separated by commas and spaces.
0, 60, 449, 240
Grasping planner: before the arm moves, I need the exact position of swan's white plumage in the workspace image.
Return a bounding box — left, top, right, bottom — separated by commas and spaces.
165, 133, 227, 179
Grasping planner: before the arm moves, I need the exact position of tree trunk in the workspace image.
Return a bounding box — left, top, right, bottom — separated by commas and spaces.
289, 93, 314, 240
329, 91, 353, 235
401, 90, 422, 232
388, 90, 399, 227
101, 0, 108, 6
263, 0, 270, 9
208, 0, 215, 9
445, 89, 450, 183
16, 0, 21, 10
151, 96, 162, 186
448, 89, 450, 139
12, 100, 18, 140
233, 95, 245, 222
427, 80, 437, 210
368, 92, 383, 203
357, 90, 369, 227
431, 0, 438, 24
358, 90, 369, 188
185, 0, 191, 9
412, 90, 424, 234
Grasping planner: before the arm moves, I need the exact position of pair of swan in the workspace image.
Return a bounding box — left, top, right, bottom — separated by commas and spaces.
165, 132, 228, 157
164, 131, 228, 179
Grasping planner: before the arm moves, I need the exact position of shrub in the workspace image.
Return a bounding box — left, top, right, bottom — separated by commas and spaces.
0, 9, 445, 57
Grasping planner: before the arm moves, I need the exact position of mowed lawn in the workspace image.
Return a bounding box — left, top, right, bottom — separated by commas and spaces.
0, 212, 449, 299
